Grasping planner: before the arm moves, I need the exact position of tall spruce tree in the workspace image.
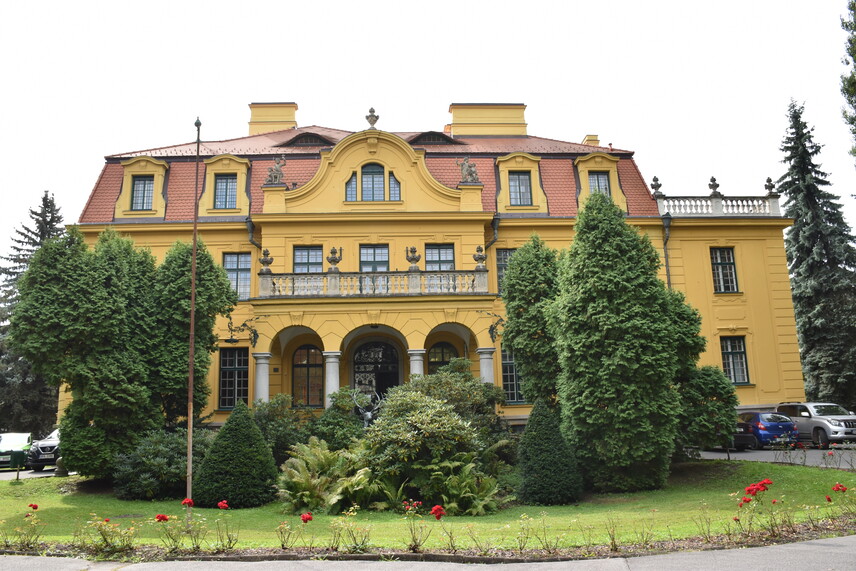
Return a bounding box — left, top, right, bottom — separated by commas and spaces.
0, 191, 64, 436
841, 0, 856, 182
547, 193, 683, 492
778, 101, 856, 408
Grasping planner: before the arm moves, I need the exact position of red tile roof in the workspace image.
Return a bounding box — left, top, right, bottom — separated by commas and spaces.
540, 159, 577, 216
79, 164, 123, 223
424, 157, 497, 210
165, 163, 206, 221
618, 159, 658, 216
250, 158, 322, 213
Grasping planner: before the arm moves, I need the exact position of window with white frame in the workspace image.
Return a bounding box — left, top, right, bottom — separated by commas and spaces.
224, 253, 251, 300
720, 336, 749, 384
214, 174, 238, 209
131, 175, 154, 210
509, 171, 533, 206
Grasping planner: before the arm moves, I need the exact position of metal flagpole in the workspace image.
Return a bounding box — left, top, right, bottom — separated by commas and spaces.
187, 117, 201, 504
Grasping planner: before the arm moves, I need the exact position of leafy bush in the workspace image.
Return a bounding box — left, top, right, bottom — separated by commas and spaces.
307, 389, 366, 450
193, 400, 278, 508
114, 428, 215, 500
674, 366, 738, 451
518, 398, 583, 505
252, 394, 309, 467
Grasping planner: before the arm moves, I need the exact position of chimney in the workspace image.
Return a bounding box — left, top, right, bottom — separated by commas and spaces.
448, 103, 527, 137
581, 134, 600, 146
248, 102, 298, 135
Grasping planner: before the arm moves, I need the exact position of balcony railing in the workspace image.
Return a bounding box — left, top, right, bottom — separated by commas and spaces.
656, 194, 782, 217
258, 270, 490, 298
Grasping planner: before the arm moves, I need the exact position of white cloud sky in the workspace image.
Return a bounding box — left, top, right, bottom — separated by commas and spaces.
1, 0, 854, 255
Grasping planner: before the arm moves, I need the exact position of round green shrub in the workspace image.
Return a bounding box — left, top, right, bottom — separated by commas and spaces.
518, 398, 583, 504
307, 389, 365, 450
252, 393, 309, 467
193, 400, 278, 508
113, 428, 215, 500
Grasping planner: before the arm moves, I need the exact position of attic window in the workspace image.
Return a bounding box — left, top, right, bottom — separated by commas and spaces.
412, 132, 453, 145
289, 134, 329, 146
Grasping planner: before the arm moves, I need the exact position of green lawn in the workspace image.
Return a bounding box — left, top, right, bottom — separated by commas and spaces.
2, 461, 855, 551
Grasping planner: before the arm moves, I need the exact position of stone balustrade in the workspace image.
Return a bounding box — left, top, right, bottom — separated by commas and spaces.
656, 194, 782, 217
258, 270, 489, 298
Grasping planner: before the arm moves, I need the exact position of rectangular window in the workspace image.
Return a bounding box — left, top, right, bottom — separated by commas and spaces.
219, 348, 249, 409
389, 172, 401, 201
589, 172, 610, 195
425, 244, 455, 271
361, 164, 385, 201
509, 171, 532, 206
294, 246, 323, 273
131, 175, 154, 211
224, 253, 251, 300
501, 346, 527, 404
214, 174, 238, 209
496, 248, 516, 295
360, 245, 389, 272
710, 247, 739, 293
345, 173, 357, 202
720, 336, 749, 385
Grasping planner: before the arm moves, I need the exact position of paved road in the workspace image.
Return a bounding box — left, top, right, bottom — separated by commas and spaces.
0, 467, 59, 481
700, 445, 856, 469
3, 534, 856, 570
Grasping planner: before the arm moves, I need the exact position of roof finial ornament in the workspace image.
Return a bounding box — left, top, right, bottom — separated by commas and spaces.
264, 154, 286, 185
366, 107, 379, 129
764, 177, 779, 197
650, 176, 664, 198
455, 157, 480, 183
708, 176, 722, 198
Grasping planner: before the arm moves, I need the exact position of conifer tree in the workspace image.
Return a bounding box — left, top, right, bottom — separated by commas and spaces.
841, 0, 856, 182
500, 234, 561, 401
0, 191, 64, 435
778, 101, 856, 408
547, 193, 682, 492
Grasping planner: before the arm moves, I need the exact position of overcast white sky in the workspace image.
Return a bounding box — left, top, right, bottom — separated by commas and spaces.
2, 1, 855, 256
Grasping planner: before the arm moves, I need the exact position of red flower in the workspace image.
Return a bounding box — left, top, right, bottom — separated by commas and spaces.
737, 501, 744, 508
826, 495, 833, 503
832, 483, 848, 493
104, 518, 110, 522
771, 499, 778, 504
27, 504, 38, 510
741, 496, 752, 503
24, 513, 32, 518
760, 478, 773, 485
430, 505, 446, 520
828, 451, 834, 456
733, 516, 740, 522
155, 514, 169, 522
300, 512, 313, 524
218, 500, 229, 510
181, 498, 194, 507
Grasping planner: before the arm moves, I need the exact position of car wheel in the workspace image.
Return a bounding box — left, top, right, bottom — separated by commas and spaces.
30, 465, 44, 472
747, 438, 759, 450
814, 428, 830, 450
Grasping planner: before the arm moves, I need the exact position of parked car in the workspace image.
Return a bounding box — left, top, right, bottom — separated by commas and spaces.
732, 422, 758, 451
776, 402, 856, 449
0, 432, 32, 469
738, 411, 798, 448
26, 429, 60, 471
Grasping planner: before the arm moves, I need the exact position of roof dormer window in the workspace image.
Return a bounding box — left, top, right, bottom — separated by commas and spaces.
345, 163, 403, 202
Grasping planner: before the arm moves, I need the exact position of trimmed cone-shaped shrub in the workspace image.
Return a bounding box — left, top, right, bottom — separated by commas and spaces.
518, 398, 583, 505
193, 400, 278, 508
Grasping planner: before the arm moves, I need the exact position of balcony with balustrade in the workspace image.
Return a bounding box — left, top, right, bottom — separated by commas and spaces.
652, 176, 784, 218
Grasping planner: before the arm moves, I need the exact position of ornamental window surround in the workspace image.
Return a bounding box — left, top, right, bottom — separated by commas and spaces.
345, 163, 402, 202
131, 175, 154, 211
710, 247, 739, 293
720, 336, 750, 385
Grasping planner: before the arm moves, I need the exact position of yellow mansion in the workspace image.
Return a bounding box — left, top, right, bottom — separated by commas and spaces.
75, 102, 805, 423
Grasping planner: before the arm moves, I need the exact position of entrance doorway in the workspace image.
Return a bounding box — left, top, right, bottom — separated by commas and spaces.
353, 341, 400, 396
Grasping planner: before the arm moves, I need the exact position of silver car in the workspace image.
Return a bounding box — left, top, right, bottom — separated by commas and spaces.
776, 402, 856, 449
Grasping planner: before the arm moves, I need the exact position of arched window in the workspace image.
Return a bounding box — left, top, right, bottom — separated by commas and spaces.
361, 163, 385, 201
293, 345, 323, 407
427, 342, 458, 374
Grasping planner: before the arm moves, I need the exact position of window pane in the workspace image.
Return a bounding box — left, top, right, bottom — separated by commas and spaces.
345, 173, 357, 201
389, 172, 401, 201
509, 172, 532, 206
360, 245, 389, 272
293, 345, 323, 408
427, 342, 458, 374
496, 248, 516, 295
720, 336, 749, 384
589, 172, 610, 195
361, 164, 385, 201
224, 253, 251, 300
214, 174, 238, 209
294, 246, 323, 273
425, 244, 455, 271
131, 176, 154, 210
711, 248, 738, 293
219, 348, 249, 409
501, 346, 527, 403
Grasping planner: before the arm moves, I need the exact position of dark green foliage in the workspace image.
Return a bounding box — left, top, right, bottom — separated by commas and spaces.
193, 400, 278, 508
152, 240, 237, 425
842, 1, 856, 174
673, 366, 738, 451
778, 102, 856, 409
0, 191, 64, 436
404, 358, 510, 455
252, 393, 310, 466
114, 428, 216, 500
548, 193, 681, 492
518, 398, 583, 505
307, 389, 365, 451
12, 229, 159, 478
500, 234, 561, 401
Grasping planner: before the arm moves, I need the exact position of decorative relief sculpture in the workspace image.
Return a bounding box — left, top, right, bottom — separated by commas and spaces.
456, 157, 480, 183
259, 249, 274, 274
473, 245, 487, 270
406, 246, 421, 272
326, 247, 342, 272
264, 155, 286, 185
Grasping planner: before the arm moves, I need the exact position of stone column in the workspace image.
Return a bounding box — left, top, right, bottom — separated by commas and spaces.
252, 352, 272, 402
408, 349, 427, 376
323, 351, 342, 408
476, 347, 496, 385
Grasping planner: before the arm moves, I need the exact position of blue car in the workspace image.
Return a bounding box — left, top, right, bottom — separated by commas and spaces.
738, 411, 798, 448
